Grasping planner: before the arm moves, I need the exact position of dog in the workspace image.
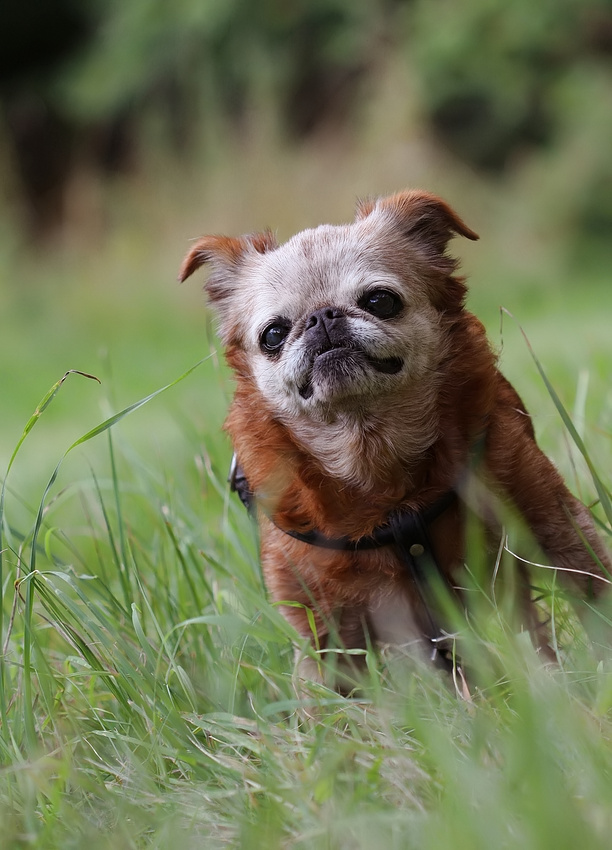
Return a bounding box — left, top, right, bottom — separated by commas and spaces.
180, 189, 610, 682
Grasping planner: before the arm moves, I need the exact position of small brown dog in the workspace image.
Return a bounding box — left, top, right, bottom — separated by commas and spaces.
180, 190, 610, 678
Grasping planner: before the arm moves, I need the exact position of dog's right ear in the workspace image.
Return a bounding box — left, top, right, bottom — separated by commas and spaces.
179, 231, 277, 304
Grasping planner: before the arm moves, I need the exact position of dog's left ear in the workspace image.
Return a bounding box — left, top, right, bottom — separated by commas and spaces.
179, 230, 278, 345
179, 230, 277, 287
356, 190, 478, 274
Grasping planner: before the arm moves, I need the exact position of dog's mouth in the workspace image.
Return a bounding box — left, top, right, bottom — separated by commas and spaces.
298, 347, 404, 400
367, 355, 404, 374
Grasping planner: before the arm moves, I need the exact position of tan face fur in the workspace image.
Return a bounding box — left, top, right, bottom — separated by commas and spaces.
228, 224, 444, 417
180, 191, 478, 485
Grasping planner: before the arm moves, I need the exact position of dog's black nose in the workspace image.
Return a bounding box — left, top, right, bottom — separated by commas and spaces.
305, 306, 344, 330
304, 307, 347, 348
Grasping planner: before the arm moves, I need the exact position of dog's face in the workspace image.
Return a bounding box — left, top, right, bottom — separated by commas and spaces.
180, 191, 478, 427
200, 224, 446, 423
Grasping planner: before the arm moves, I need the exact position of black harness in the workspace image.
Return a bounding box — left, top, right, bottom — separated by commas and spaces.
228, 453, 461, 669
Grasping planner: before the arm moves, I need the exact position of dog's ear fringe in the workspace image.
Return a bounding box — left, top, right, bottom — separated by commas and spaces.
355, 196, 376, 220
355, 190, 478, 254
178, 230, 278, 285
398, 192, 479, 244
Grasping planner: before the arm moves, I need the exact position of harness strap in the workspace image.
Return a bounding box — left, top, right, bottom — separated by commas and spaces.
388, 506, 457, 669
229, 453, 459, 669
283, 488, 457, 551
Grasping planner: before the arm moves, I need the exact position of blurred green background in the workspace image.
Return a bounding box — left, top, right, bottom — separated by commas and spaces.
2, 0, 611, 486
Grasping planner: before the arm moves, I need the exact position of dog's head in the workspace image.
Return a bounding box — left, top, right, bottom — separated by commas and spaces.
180, 191, 477, 426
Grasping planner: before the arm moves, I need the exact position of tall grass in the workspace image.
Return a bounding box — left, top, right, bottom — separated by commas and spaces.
1, 340, 611, 848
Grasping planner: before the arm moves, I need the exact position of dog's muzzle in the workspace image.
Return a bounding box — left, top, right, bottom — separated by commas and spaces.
298, 306, 403, 398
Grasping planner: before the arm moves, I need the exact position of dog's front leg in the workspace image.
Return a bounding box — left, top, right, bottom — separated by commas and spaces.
487, 400, 610, 600
290, 604, 370, 693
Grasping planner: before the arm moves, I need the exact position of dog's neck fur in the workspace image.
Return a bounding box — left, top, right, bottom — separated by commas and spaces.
227, 379, 455, 540
281, 377, 441, 491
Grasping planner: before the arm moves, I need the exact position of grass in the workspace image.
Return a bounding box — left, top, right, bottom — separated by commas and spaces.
1, 316, 611, 849
1, 146, 612, 847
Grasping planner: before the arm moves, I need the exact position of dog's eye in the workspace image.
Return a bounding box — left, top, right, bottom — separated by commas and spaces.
359, 289, 402, 319
260, 321, 291, 353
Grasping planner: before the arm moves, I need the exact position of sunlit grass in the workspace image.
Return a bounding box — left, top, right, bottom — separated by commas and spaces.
1, 336, 611, 848
1, 136, 611, 846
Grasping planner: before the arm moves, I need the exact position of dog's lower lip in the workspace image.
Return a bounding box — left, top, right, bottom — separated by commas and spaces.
299, 347, 349, 399
298, 351, 403, 399
367, 356, 403, 374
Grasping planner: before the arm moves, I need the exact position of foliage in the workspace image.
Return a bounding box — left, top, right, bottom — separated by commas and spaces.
409, 0, 612, 240
410, 0, 612, 165
59, 0, 378, 137
0, 332, 611, 847
2, 0, 612, 244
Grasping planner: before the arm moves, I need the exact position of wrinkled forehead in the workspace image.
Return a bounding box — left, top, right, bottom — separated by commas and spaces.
271, 221, 370, 277
257, 223, 372, 291
235, 222, 391, 325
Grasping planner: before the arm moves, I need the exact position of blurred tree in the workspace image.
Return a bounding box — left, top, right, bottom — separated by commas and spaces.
1, 0, 612, 248
410, 0, 612, 172
0, 0, 95, 235
58, 0, 381, 143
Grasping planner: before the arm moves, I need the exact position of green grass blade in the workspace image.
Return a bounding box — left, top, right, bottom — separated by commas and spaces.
505, 308, 612, 528
0, 370, 100, 735
27, 357, 209, 577
5, 358, 209, 751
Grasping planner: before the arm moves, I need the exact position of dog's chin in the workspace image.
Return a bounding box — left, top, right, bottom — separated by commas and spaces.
297, 347, 404, 404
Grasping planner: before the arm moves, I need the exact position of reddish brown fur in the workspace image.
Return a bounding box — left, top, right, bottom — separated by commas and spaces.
181, 191, 610, 669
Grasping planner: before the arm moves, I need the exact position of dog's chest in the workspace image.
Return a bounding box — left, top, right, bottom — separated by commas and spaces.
366, 587, 425, 649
